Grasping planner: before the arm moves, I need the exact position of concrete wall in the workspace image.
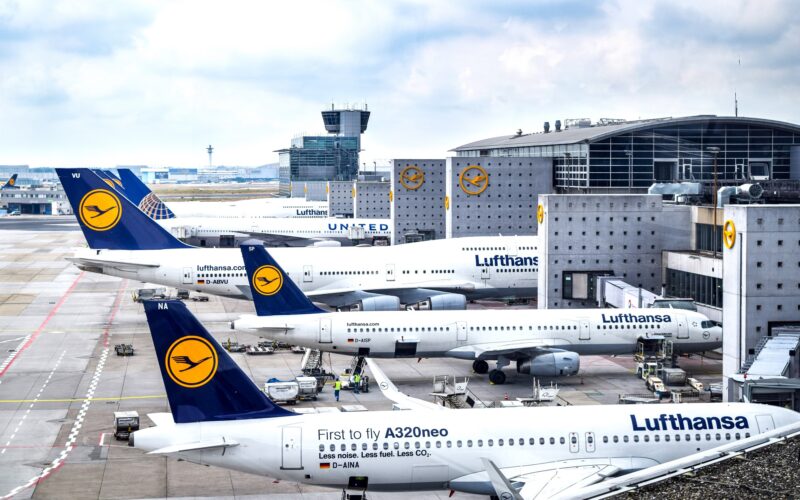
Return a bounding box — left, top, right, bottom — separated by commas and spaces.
446, 157, 552, 239
327, 181, 354, 217
354, 181, 390, 219
391, 159, 446, 244
722, 204, 800, 400
537, 194, 692, 308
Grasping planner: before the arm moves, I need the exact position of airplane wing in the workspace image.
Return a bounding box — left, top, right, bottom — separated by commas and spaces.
305, 282, 477, 303
148, 438, 239, 455
445, 340, 566, 360
479, 460, 620, 500
365, 358, 447, 411
66, 256, 160, 271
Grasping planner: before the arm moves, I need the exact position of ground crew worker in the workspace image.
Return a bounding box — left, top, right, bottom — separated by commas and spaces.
353, 372, 361, 394
334, 379, 342, 401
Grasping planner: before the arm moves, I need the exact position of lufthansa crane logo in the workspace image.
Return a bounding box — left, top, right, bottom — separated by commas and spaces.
252, 265, 283, 296
537, 203, 544, 224
399, 165, 425, 190
78, 189, 122, 231
165, 336, 218, 388
723, 220, 736, 249
7, 177, 14, 186
459, 165, 488, 195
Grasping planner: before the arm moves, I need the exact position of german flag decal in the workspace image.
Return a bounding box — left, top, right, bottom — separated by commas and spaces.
319, 463, 331, 469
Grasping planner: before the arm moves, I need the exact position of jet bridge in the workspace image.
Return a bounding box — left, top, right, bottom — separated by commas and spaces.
733, 327, 800, 410
596, 276, 659, 309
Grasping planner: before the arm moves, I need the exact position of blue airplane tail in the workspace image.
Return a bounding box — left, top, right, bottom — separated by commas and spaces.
143, 300, 296, 423
2, 173, 18, 189
56, 168, 188, 250
92, 169, 132, 200
117, 169, 176, 220
240, 242, 326, 316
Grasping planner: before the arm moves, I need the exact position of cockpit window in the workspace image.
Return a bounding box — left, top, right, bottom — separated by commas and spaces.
701, 320, 717, 329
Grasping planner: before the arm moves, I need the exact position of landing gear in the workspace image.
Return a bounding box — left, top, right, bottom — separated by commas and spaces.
472, 360, 489, 374
489, 370, 506, 385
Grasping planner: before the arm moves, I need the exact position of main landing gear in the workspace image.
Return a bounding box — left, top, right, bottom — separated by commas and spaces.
473, 358, 509, 384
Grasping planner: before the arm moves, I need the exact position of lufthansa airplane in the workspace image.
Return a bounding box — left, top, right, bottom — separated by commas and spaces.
114, 168, 329, 219
106, 169, 389, 246
134, 299, 799, 499
233, 243, 721, 384
2, 173, 18, 189
56, 168, 538, 310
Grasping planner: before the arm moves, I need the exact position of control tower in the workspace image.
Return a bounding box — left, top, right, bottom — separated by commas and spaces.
321, 106, 370, 137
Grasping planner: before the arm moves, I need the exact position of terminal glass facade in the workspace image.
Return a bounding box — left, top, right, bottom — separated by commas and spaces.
665, 268, 722, 308
279, 136, 360, 189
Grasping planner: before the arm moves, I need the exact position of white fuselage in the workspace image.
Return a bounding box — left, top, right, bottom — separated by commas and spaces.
132, 403, 799, 495
69, 236, 539, 302
234, 308, 722, 359
167, 198, 328, 218
156, 216, 392, 244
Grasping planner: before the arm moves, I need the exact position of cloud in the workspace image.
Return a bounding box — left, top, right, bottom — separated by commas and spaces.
0, 0, 797, 167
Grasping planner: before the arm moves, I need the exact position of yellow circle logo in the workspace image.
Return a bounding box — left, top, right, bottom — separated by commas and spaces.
537, 204, 544, 224
399, 165, 425, 190
165, 336, 218, 388
459, 165, 488, 195
78, 189, 122, 231
252, 265, 283, 296
8, 178, 14, 186
723, 220, 736, 249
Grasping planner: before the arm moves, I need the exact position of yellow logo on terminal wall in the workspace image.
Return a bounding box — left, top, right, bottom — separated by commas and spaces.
723, 220, 736, 249
78, 189, 122, 231
252, 265, 283, 296
166, 336, 218, 388
399, 165, 425, 190
458, 165, 488, 195
537, 204, 544, 224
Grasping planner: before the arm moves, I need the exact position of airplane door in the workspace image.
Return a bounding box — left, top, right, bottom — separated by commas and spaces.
457, 322, 467, 342
585, 432, 596, 453
579, 320, 590, 340
281, 426, 303, 470
303, 265, 313, 283
386, 264, 395, 282
182, 267, 192, 285
319, 318, 332, 343
569, 432, 579, 453
481, 266, 491, 281
756, 414, 775, 433
676, 314, 689, 339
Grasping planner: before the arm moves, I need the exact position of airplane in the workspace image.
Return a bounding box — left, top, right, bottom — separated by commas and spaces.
114, 168, 329, 219
1, 173, 18, 189
133, 298, 800, 499
56, 168, 539, 310
233, 242, 722, 384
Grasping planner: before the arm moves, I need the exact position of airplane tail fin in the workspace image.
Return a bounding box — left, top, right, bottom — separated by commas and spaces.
143, 300, 296, 423
55, 168, 189, 250
2, 173, 18, 189
240, 241, 325, 316
117, 169, 176, 220
92, 169, 133, 200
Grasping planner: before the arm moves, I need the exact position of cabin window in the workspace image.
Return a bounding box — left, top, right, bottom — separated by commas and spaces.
654, 435, 660, 442
664, 435, 670, 442
330, 444, 335, 451
393, 442, 399, 450
529, 438, 535, 445
498, 439, 504, 446
675, 435, 680, 442
623, 436, 629, 443
373, 443, 378, 450
477, 439, 483, 447
319, 444, 324, 452
715, 434, 721, 441
549, 437, 555, 445
351, 443, 357, 451
725, 433, 730, 441
735, 433, 741, 440
404, 442, 410, 449
519, 438, 524, 446
705, 434, 711, 441
603, 436, 608, 443
340, 444, 346, 451
487, 439, 494, 447
634, 435, 640, 443
436, 441, 441, 448
361, 443, 367, 450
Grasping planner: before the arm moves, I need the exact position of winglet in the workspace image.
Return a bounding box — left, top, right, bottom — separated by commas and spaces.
240, 241, 325, 316
143, 300, 296, 423
56, 168, 188, 250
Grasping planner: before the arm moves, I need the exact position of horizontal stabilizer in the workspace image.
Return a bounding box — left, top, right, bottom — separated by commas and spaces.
67, 256, 160, 270
148, 438, 239, 455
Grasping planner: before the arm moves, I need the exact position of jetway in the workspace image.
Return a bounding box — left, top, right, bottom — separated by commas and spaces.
596, 276, 659, 309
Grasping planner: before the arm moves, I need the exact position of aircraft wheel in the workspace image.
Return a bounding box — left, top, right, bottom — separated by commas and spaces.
473, 360, 489, 374
489, 370, 506, 385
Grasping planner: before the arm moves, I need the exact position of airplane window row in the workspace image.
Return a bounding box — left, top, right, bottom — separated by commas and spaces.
197, 273, 245, 278
469, 325, 578, 331
597, 324, 663, 330
319, 430, 753, 455
321, 270, 379, 276
347, 326, 452, 333
461, 247, 508, 251
496, 268, 536, 273
603, 432, 748, 444
401, 270, 455, 274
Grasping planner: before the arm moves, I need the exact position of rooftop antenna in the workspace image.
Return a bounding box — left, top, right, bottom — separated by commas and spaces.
734, 57, 740, 117
207, 145, 214, 167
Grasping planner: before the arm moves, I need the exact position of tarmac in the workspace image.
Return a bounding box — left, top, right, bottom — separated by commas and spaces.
0, 217, 725, 499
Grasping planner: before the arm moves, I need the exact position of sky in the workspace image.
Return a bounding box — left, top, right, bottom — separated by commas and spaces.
1, 0, 798, 168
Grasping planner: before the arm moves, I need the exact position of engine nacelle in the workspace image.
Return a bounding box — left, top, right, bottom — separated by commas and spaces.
516, 351, 580, 377
342, 295, 400, 312
409, 293, 467, 311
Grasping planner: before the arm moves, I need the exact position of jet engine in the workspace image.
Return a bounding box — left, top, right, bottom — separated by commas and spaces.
342, 295, 400, 311
407, 293, 467, 310
516, 351, 580, 377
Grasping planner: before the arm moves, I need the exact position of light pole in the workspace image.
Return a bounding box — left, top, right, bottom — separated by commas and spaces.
706, 146, 721, 258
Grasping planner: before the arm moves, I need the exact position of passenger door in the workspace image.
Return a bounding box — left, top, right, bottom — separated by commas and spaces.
756, 414, 775, 433
386, 264, 395, 282
480, 266, 491, 282
182, 267, 192, 285
676, 314, 689, 339
281, 427, 303, 470
457, 322, 467, 342
303, 265, 313, 283
319, 318, 332, 343
579, 319, 590, 340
